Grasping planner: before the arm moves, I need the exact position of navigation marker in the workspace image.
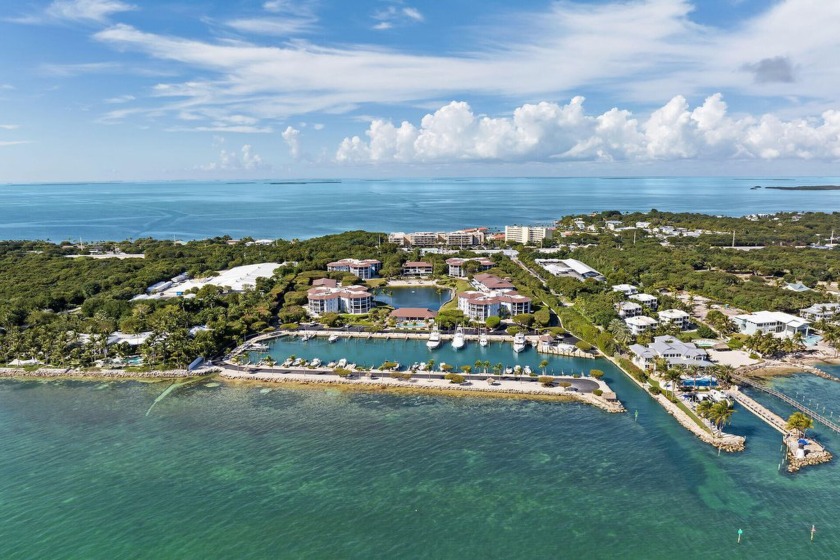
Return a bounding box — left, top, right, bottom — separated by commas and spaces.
737, 528, 743, 543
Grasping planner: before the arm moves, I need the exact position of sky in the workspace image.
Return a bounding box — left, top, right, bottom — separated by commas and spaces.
1, 0, 840, 182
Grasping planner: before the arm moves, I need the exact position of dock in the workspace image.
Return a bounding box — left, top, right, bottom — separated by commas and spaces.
728, 386, 832, 472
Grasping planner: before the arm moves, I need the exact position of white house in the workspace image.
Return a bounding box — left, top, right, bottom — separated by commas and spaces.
402, 261, 434, 277
307, 285, 374, 315
629, 336, 713, 370
800, 303, 840, 322
658, 309, 691, 330
616, 301, 643, 318
625, 315, 659, 336
457, 290, 531, 320
731, 311, 810, 338
629, 293, 659, 310
612, 284, 639, 296
445, 257, 493, 277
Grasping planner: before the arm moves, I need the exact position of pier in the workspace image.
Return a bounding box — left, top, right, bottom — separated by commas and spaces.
733, 375, 840, 435
727, 386, 833, 472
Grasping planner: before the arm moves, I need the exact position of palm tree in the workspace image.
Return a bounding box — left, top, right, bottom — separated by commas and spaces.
786, 412, 813, 437
539, 359, 549, 374
709, 400, 735, 433
664, 369, 683, 399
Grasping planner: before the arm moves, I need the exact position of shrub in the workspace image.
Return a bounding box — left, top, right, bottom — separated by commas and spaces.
589, 369, 605, 379
538, 375, 554, 387
506, 325, 521, 336
444, 373, 466, 384
559, 381, 572, 388
334, 367, 352, 378
593, 389, 604, 397
575, 341, 593, 352
485, 315, 501, 330
649, 385, 662, 395
749, 352, 760, 360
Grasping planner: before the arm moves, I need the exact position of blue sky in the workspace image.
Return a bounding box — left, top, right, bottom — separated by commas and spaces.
1, 0, 839, 182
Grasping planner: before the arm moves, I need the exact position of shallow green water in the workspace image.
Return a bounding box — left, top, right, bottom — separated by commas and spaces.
1, 363, 839, 558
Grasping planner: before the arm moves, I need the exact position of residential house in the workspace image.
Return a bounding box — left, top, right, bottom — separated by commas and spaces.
658, 309, 691, 330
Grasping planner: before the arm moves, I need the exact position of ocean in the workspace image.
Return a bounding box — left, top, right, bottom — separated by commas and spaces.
0, 176, 839, 241
1, 362, 839, 559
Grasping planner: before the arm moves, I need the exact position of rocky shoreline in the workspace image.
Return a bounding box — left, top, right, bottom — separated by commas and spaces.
0, 367, 216, 380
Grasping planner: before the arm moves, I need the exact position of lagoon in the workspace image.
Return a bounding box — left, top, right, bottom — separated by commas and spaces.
373, 286, 453, 310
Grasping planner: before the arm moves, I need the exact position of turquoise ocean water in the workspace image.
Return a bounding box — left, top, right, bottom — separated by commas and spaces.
1, 176, 839, 241
2, 358, 840, 559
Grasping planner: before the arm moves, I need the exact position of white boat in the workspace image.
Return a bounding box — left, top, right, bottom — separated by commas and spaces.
452, 326, 465, 350
426, 328, 441, 349
327, 361, 336, 368
310, 358, 322, 367
337, 358, 347, 368
513, 332, 527, 353
250, 342, 268, 351
524, 365, 532, 376
328, 333, 339, 343
479, 332, 488, 347
301, 332, 313, 341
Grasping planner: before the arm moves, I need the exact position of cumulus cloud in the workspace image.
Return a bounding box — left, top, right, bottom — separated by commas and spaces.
202, 144, 266, 171
281, 126, 301, 159
336, 94, 840, 164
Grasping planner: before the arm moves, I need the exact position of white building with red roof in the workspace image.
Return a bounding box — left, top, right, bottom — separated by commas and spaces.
402, 261, 434, 276
307, 284, 374, 315
445, 257, 494, 277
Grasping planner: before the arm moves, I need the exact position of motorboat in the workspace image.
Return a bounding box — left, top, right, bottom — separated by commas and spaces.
524, 365, 532, 376
452, 326, 465, 350
479, 332, 488, 347
337, 358, 347, 368
513, 332, 527, 353
310, 358, 321, 367
328, 333, 339, 343
426, 327, 441, 349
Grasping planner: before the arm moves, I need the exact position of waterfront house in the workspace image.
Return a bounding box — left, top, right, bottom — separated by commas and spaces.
402, 261, 434, 277
616, 301, 643, 318
445, 257, 494, 277
731, 311, 810, 338
629, 336, 713, 370
612, 284, 639, 296
784, 282, 811, 293
625, 315, 659, 336
307, 285, 374, 315
629, 293, 659, 310
800, 303, 840, 322
327, 258, 382, 279
658, 309, 691, 330
389, 308, 437, 326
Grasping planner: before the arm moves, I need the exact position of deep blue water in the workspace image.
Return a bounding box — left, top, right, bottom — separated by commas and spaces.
1, 176, 838, 241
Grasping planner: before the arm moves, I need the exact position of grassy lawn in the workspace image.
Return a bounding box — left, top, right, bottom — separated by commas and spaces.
674, 399, 711, 433
439, 279, 472, 311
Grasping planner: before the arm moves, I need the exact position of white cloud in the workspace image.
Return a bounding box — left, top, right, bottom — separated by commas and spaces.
372, 5, 424, 30
201, 144, 266, 171
40, 62, 122, 76
0, 124, 20, 130
227, 17, 315, 36
0, 141, 32, 147
104, 94, 135, 104
282, 126, 301, 158
88, 0, 840, 128
9, 0, 137, 24
0, 84, 14, 90
47, 0, 136, 22
336, 95, 840, 164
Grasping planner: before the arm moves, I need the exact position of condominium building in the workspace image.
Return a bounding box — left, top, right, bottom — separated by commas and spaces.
445, 257, 494, 277
457, 290, 532, 320
388, 229, 487, 247
307, 285, 374, 315
658, 309, 691, 330
504, 225, 554, 244
472, 273, 516, 293
402, 261, 434, 277
326, 258, 382, 279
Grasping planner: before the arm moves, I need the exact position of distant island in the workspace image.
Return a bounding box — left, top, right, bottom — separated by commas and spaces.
762, 185, 840, 191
